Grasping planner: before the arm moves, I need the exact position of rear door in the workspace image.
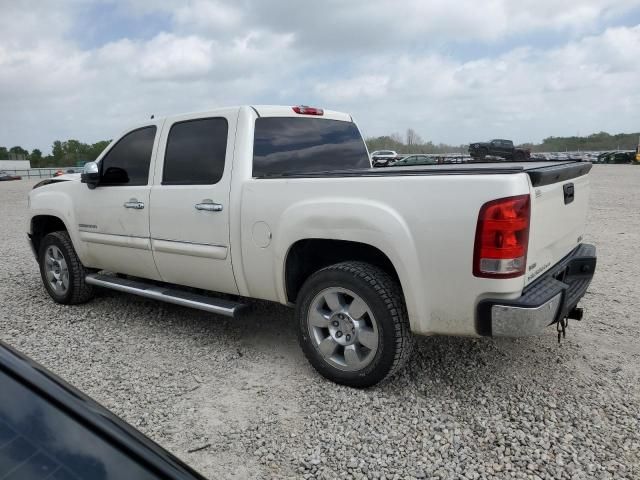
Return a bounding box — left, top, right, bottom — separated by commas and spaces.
149, 110, 239, 294
501, 140, 514, 157
493, 140, 510, 157
524, 164, 592, 285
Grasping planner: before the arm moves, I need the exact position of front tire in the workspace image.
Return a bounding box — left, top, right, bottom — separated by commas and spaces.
296, 262, 412, 388
39, 231, 94, 304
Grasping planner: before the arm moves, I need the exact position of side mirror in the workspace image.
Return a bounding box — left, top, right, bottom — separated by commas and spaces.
81, 161, 99, 189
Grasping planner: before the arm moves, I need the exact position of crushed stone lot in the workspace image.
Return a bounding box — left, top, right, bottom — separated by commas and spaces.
1, 165, 639, 479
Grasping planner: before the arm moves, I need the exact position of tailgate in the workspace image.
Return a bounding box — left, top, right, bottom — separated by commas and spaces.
525, 163, 592, 285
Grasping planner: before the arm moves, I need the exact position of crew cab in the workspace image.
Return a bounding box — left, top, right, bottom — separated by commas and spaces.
469, 139, 531, 161
27, 105, 596, 387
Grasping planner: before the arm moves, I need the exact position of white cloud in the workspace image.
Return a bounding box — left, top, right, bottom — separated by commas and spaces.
173, 0, 242, 33
1, 1, 640, 152
315, 75, 389, 102
234, 0, 640, 51
136, 34, 214, 80
315, 25, 640, 144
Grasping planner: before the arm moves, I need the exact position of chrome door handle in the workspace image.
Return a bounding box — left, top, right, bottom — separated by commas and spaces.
123, 200, 145, 209
195, 202, 223, 212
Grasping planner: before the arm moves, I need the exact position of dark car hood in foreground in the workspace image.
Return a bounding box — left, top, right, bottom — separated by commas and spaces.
0, 341, 206, 480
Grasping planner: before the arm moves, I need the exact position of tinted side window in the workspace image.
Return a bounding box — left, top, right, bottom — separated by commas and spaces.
100, 126, 156, 186
253, 118, 370, 177
163, 117, 228, 185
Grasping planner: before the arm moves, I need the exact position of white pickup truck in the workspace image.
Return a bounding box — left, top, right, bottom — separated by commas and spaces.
27, 105, 596, 387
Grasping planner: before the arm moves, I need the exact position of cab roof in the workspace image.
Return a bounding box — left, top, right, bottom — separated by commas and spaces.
155, 105, 352, 123
251, 105, 352, 122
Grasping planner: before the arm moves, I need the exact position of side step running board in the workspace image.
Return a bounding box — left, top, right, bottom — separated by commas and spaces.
85, 273, 246, 318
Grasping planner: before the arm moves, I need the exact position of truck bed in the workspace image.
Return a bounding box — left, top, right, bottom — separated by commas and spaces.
259, 161, 592, 187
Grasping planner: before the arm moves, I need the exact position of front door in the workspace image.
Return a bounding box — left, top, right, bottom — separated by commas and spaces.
75, 124, 163, 280
149, 110, 239, 294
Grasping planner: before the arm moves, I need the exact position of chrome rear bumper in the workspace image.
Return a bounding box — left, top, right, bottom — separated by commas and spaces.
476, 244, 596, 337
491, 293, 563, 337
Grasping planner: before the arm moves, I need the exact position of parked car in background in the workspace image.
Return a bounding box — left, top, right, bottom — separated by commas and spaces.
370, 150, 400, 167
596, 151, 636, 164
0, 170, 21, 181
391, 154, 438, 166
469, 139, 530, 161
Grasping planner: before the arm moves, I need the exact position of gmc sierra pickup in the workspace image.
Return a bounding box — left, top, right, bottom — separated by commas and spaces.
27, 105, 596, 387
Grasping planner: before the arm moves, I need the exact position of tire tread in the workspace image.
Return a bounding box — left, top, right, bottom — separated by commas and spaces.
297, 261, 413, 387
40, 231, 94, 304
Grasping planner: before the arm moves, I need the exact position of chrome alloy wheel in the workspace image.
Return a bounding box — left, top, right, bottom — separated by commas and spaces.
307, 287, 379, 371
44, 245, 69, 295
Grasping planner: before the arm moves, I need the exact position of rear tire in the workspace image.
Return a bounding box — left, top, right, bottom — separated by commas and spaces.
39, 231, 94, 304
296, 261, 412, 388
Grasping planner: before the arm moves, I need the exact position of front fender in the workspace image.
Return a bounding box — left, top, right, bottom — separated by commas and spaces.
28, 186, 88, 263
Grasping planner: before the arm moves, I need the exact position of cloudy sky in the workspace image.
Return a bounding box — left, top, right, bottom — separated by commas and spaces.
1, 0, 640, 153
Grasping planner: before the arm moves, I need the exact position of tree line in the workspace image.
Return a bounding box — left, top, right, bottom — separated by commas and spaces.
0, 140, 111, 168
523, 131, 640, 153
367, 129, 640, 154
366, 129, 467, 154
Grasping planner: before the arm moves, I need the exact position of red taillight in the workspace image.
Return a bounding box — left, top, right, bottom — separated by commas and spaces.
292, 105, 324, 116
473, 194, 530, 278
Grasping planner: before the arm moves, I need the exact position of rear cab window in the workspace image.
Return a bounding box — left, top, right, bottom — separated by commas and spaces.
253, 117, 370, 177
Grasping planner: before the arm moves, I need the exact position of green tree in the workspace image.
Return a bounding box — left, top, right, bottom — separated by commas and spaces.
52, 141, 64, 163
88, 140, 110, 161
62, 139, 85, 165
9, 146, 29, 159
30, 149, 43, 167
0, 146, 7, 159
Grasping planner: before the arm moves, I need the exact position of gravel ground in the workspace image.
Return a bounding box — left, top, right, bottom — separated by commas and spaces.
1, 165, 639, 479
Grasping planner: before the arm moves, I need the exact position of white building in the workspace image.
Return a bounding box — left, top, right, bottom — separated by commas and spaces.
0, 160, 31, 170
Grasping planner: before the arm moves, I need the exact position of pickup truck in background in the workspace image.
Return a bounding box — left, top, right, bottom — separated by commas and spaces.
27, 105, 596, 387
469, 139, 531, 161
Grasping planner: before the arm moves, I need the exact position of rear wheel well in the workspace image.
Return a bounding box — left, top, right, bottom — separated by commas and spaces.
31, 215, 67, 254
285, 239, 401, 303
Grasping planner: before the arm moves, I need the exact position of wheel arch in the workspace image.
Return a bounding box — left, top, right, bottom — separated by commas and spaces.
30, 215, 69, 256
284, 239, 400, 304
29, 186, 90, 264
